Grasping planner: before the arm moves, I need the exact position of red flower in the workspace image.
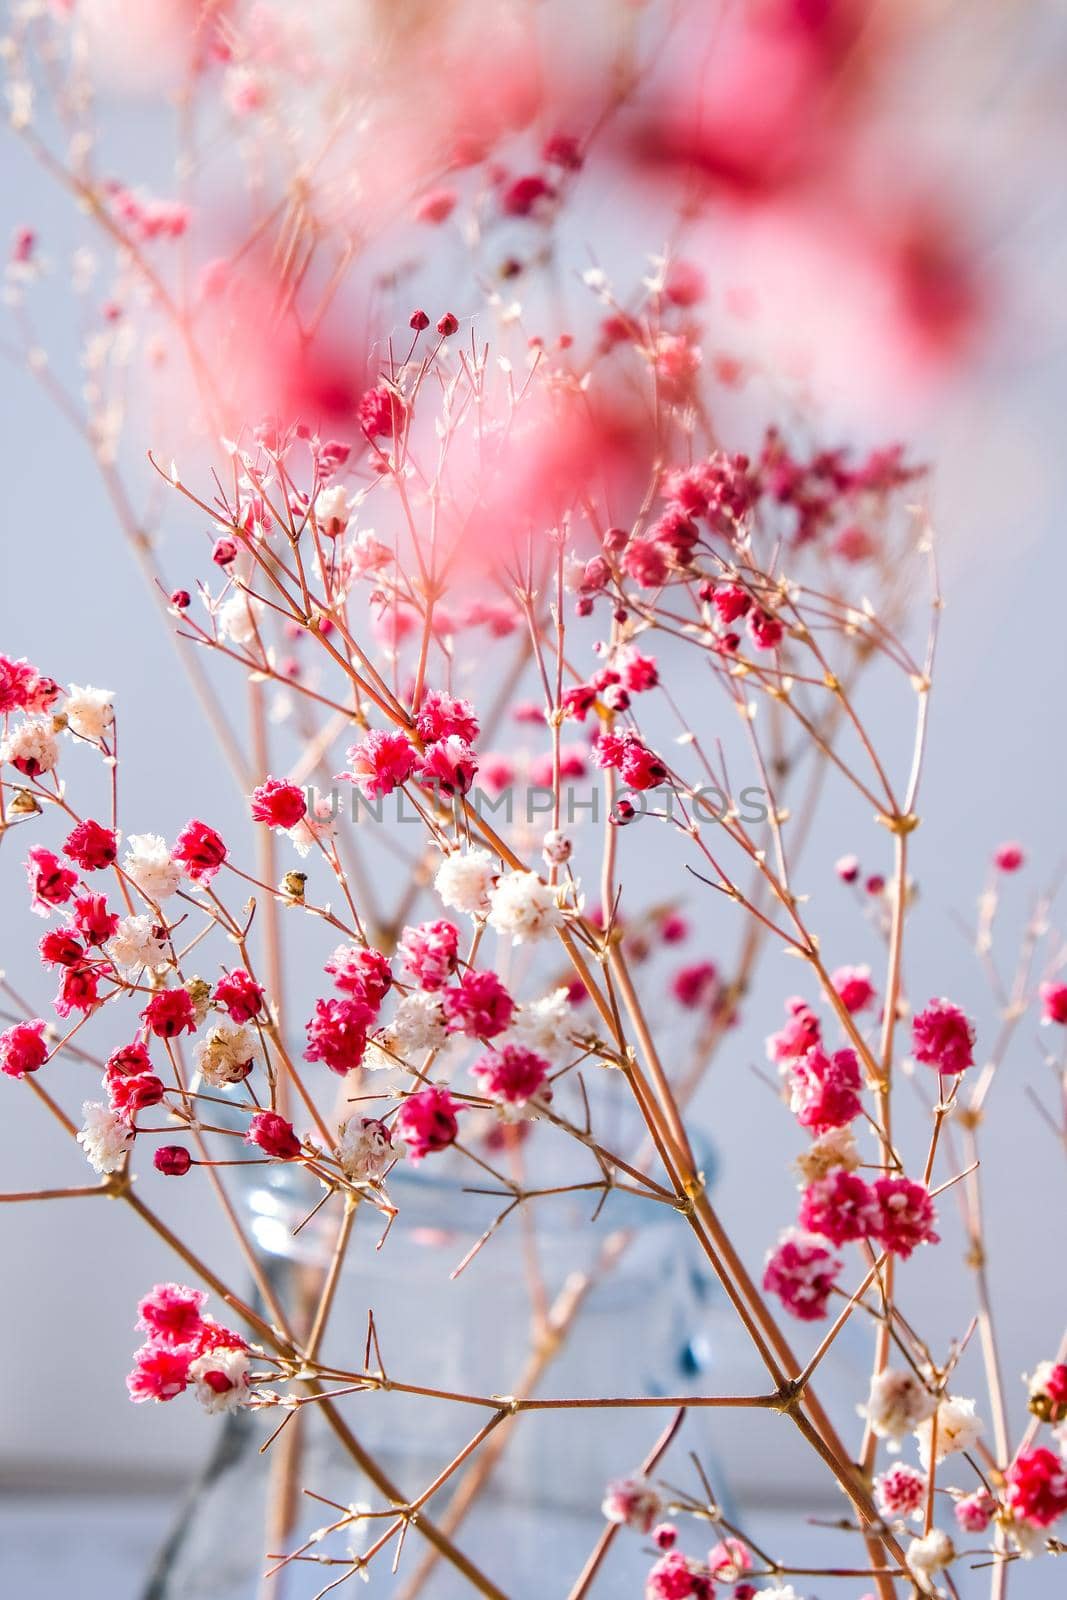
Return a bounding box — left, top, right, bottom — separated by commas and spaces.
108, 1070, 165, 1118
763, 1230, 843, 1321
416, 735, 479, 797
871, 1177, 939, 1259
747, 609, 784, 650
415, 690, 480, 747
1005, 1448, 1067, 1529
1040, 981, 1067, 1026
767, 997, 822, 1063
344, 729, 417, 800
499, 172, 555, 217
154, 1145, 192, 1176
994, 841, 1024, 873
250, 778, 307, 830
471, 1043, 549, 1108
789, 1046, 862, 1133
62, 818, 118, 870
443, 972, 515, 1039
592, 730, 668, 791
395, 1086, 460, 1162
831, 964, 877, 1014
55, 963, 104, 1018
671, 961, 719, 1010
799, 1170, 879, 1245
912, 997, 975, 1073
173, 819, 228, 882
137, 1283, 207, 1344
107, 1042, 153, 1077
213, 968, 265, 1023
397, 920, 459, 991
71, 894, 119, 946
126, 1341, 193, 1402
246, 1110, 301, 1160
0, 1018, 49, 1078
324, 945, 392, 1008
303, 996, 374, 1075
357, 384, 406, 439
142, 989, 197, 1039
26, 847, 79, 915
39, 930, 85, 968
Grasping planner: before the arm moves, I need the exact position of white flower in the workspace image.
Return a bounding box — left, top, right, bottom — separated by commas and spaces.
106, 914, 169, 978
510, 988, 573, 1059
287, 788, 339, 858
864, 1370, 936, 1441
195, 1025, 256, 1087
313, 485, 350, 534
0, 718, 58, 775
218, 591, 263, 646
487, 870, 563, 943
123, 833, 182, 903
389, 992, 448, 1055
760, 1588, 803, 1600
63, 684, 114, 742
917, 1396, 984, 1467
907, 1528, 955, 1578
76, 1101, 133, 1175
794, 1125, 860, 1187
188, 1345, 252, 1414
338, 1116, 395, 1182
435, 849, 496, 916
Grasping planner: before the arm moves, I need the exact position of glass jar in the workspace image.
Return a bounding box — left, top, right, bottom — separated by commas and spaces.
142, 1130, 738, 1599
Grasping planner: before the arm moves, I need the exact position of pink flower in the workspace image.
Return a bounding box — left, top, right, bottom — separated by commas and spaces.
39, 930, 85, 968
763, 1229, 843, 1321
831, 964, 877, 1013
358, 384, 406, 439
0, 654, 52, 714
767, 997, 822, 1063
1005, 1447, 1067, 1529
443, 972, 515, 1039
622, 537, 671, 588
173, 819, 228, 882
395, 1086, 460, 1162
246, 1111, 301, 1160
155, 1145, 192, 1176
799, 1170, 879, 1246
994, 841, 1024, 873
671, 961, 718, 1009
55, 963, 104, 1018
398, 920, 459, 991
213, 968, 265, 1023
136, 1283, 207, 1345
415, 690, 480, 746
0, 1018, 49, 1078
601, 1477, 662, 1533
592, 730, 668, 791
142, 989, 197, 1039
71, 894, 119, 946
706, 1537, 751, 1581
26, 847, 79, 915
616, 648, 659, 693
499, 172, 555, 217
62, 818, 118, 871
871, 1177, 939, 1259
710, 584, 752, 624
747, 608, 783, 650
912, 998, 975, 1074
107, 1069, 165, 1119
324, 945, 392, 1009
955, 1490, 996, 1534
250, 778, 307, 830
836, 854, 860, 883
644, 1550, 712, 1599
107, 1042, 153, 1077
303, 997, 375, 1075
789, 1046, 863, 1133
652, 1524, 677, 1551
874, 1463, 927, 1519
417, 735, 479, 796
415, 188, 458, 224
127, 1342, 193, 1403
470, 1043, 550, 1109
344, 729, 417, 799
1040, 981, 1067, 1026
